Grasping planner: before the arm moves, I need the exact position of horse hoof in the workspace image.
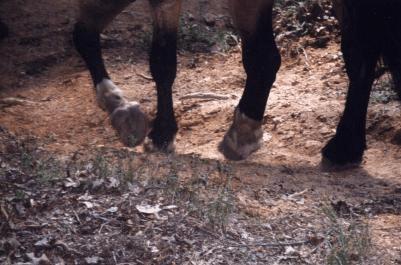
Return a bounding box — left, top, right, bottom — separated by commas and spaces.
144, 119, 178, 153
321, 136, 364, 170
143, 138, 175, 153
219, 108, 263, 161
110, 102, 149, 147
320, 156, 361, 172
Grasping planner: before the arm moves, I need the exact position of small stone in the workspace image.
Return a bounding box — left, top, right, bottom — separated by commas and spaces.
85, 256, 103, 264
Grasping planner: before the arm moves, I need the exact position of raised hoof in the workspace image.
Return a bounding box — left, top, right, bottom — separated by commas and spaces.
111, 102, 149, 147
219, 109, 263, 161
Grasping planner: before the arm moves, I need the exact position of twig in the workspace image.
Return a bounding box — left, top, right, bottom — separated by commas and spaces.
288, 189, 308, 199
136, 72, 153, 80
301, 47, 310, 68
180, 92, 230, 101
73, 210, 81, 224
0, 201, 10, 220
1, 201, 15, 229
98, 221, 110, 234
54, 240, 83, 256
0, 97, 35, 108
227, 240, 310, 248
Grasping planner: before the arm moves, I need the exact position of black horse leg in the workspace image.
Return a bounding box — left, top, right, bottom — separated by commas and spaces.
322, 4, 380, 165
0, 18, 8, 41
74, 0, 149, 146
382, 13, 401, 100
220, 0, 281, 160
147, 0, 181, 151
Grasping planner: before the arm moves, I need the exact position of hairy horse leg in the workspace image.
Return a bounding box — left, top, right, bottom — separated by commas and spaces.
220, 0, 280, 160
322, 3, 380, 166
74, 0, 149, 147
146, 0, 181, 152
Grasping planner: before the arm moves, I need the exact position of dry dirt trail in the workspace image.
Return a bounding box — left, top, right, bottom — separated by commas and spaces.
1, 0, 401, 264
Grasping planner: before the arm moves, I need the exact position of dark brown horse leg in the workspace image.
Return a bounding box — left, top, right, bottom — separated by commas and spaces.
146, 0, 182, 151
220, 0, 280, 160
74, 0, 149, 147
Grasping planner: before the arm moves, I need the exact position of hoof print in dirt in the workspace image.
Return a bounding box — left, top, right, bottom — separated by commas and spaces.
110, 102, 149, 147
219, 109, 263, 161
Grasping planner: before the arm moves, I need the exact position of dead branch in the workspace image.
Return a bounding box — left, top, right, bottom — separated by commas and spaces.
136, 72, 153, 80
0, 97, 35, 108
180, 92, 230, 101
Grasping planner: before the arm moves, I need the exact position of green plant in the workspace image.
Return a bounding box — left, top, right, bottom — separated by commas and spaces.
206, 187, 234, 231
36, 158, 63, 184
322, 204, 371, 265
93, 154, 111, 179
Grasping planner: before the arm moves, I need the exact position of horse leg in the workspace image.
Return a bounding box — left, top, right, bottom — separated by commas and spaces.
220, 0, 280, 160
146, 0, 181, 151
332, 0, 343, 25
74, 0, 149, 147
386, 54, 401, 100
382, 7, 401, 100
0, 18, 8, 41
322, 4, 380, 166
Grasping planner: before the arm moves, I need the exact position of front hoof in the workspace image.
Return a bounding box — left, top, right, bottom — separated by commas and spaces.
321, 137, 364, 169
145, 125, 177, 153
219, 109, 263, 161
144, 138, 175, 153
111, 102, 149, 147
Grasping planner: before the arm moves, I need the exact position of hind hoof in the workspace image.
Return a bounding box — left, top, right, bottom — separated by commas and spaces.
111, 102, 149, 147
219, 108, 263, 161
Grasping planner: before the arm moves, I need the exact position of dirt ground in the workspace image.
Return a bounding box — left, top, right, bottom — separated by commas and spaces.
1, 0, 401, 264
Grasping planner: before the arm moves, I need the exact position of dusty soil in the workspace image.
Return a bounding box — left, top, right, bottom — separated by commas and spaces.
1, 0, 401, 264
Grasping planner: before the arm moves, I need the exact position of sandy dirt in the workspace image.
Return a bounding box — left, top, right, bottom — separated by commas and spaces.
1, 0, 401, 264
